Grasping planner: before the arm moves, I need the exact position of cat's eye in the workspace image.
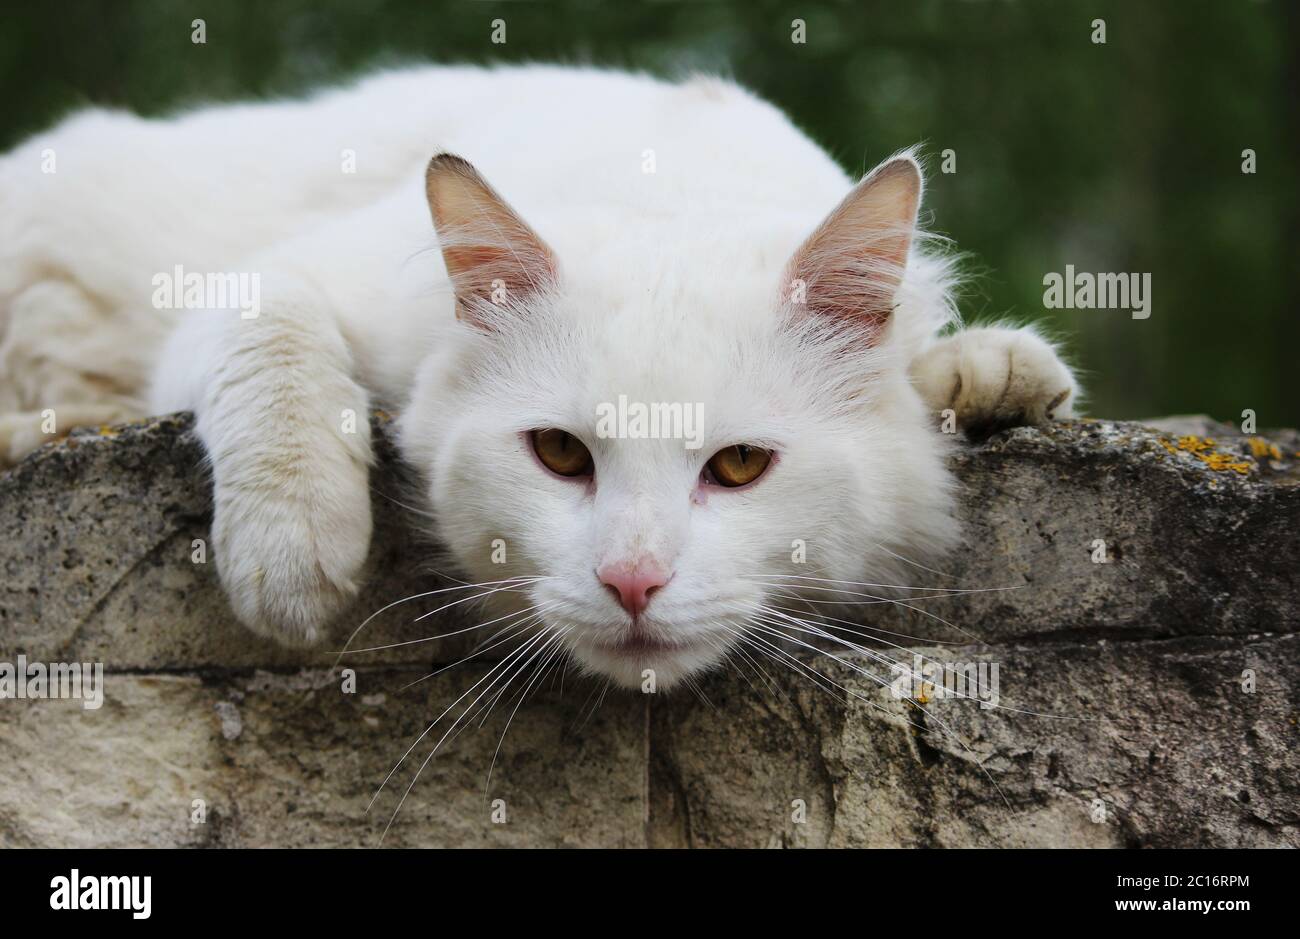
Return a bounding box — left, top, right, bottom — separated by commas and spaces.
531, 428, 594, 477
705, 444, 773, 488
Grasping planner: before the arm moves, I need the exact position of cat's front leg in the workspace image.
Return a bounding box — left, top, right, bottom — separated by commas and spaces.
909, 325, 1079, 434
154, 292, 373, 645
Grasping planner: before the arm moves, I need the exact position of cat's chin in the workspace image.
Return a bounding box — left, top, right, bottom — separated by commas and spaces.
570, 634, 727, 691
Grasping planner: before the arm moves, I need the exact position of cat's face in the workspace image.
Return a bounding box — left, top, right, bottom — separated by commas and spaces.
399, 154, 958, 689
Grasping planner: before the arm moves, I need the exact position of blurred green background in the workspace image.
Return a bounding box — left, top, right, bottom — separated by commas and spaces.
3, 0, 1296, 424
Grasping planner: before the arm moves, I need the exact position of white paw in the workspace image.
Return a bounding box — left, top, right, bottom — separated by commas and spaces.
911, 326, 1079, 433
211, 446, 373, 646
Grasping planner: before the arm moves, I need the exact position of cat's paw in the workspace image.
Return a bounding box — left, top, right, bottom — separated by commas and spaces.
911, 326, 1079, 434
210, 449, 373, 646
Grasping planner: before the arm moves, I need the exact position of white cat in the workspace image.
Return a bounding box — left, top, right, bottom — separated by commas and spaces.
0, 65, 1077, 689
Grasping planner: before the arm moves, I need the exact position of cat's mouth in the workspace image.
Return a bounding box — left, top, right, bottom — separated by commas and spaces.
567, 624, 730, 689
594, 632, 690, 655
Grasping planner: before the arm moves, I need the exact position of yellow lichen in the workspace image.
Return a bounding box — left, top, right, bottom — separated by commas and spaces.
1177, 435, 1216, 453
1200, 453, 1252, 474
1158, 435, 1251, 475
1246, 437, 1282, 460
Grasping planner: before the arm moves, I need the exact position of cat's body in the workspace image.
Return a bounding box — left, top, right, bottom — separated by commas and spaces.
0, 65, 1077, 688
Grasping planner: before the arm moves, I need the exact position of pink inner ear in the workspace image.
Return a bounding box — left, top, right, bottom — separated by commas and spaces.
784, 245, 905, 349
783, 157, 921, 342
426, 153, 558, 324
790, 239, 906, 322
442, 242, 555, 306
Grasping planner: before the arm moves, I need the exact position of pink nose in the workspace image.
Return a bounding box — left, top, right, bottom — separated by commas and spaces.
598, 562, 670, 618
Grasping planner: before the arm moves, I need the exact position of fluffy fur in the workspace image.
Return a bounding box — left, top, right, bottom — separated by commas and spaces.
0, 65, 1078, 689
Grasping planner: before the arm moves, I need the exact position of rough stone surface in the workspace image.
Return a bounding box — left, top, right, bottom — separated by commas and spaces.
1, 413, 1296, 847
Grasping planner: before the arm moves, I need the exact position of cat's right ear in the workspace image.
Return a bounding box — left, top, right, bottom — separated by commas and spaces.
425, 154, 557, 326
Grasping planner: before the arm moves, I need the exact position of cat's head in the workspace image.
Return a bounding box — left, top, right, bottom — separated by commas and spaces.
399, 153, 959, 690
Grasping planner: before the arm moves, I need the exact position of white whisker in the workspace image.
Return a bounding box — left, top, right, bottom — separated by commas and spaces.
483, 626, 573, 796
370, 626, 555, 832
335, 575, 549, 663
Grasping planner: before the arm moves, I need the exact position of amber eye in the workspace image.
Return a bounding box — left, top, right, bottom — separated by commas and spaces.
531, 428, 594, 477
705, 444, 773, 488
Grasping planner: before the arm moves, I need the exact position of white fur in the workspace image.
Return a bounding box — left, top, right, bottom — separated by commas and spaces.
0, 65, 1077, 686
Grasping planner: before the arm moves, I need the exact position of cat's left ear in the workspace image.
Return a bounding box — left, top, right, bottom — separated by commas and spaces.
425, 154, 557, 325
783, 154, 922, 341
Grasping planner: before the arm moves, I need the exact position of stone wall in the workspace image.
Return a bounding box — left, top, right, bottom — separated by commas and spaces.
1, 414, 1296, 847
